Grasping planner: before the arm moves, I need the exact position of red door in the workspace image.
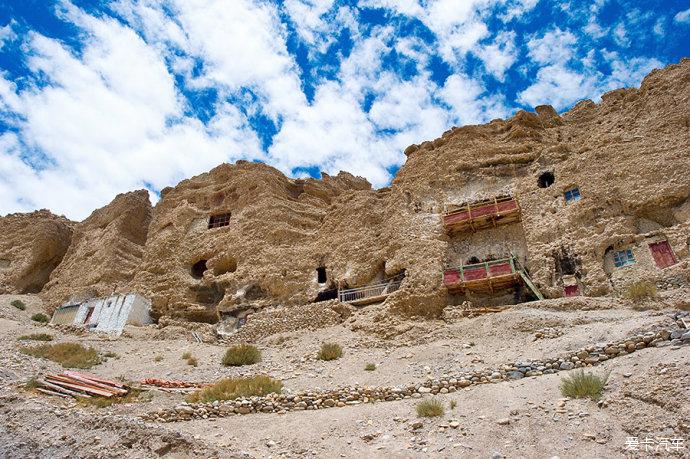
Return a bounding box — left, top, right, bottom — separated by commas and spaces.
649, 241, 677, 268
83, 307, 95, 324
564, 285, 580, 297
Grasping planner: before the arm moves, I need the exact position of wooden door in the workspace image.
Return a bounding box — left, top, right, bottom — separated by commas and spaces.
564, 285, 580, 297
649, 241, 677, 269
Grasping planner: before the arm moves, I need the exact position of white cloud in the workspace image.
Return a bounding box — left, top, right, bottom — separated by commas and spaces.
476, 31, 517, 80
527, 28, 578, 65
674, 8, 690, 24
441, 73, 510, 124
0, 21, 17, 50
612, 22, 630, 47
518, 55, 663, 111
0, 2, 263, 219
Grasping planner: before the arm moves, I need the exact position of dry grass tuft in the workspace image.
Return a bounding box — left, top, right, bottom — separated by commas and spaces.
186, 375, 282, 403
18, 333, 53, 342
623, 281, 658, 302
559, 370, 608, 400
20, 342, 101, 369
416, 398, 444, 417
77, 389, 149, 408
317, 343, 342, 361
222, 344, 261, 366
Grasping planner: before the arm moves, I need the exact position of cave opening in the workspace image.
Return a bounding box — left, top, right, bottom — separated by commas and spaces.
538, 171, 555, 188
316, 266, 327, 284
191, 260, 208, 279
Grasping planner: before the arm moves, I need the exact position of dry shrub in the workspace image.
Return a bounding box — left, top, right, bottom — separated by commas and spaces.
31, 313, 49, 323
18, 333, 53, 342
317, 343, 342, 361
181, 351, 192, 360
186, 375, 282, 403
416, 398, 444, 417
623, 281, 658, 302
21, 342, 101, 369
187, 357, 198, 366
77, 389, 148, 408
559, 370, 608, 400
222, 344, 261, 366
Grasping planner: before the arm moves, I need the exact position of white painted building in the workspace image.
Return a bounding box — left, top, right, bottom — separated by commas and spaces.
51, 293, 152, 336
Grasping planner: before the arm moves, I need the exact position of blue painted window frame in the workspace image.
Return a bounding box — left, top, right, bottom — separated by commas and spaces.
613, 249, 635, 268
564, 187, 581, 203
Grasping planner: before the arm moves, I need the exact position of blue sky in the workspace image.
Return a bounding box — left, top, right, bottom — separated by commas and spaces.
0, 0, 688, 219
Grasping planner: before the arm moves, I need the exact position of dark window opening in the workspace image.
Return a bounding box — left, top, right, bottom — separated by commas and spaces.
191, 260, 208, 279
317, 266, 327, 283
208, 213, 231, 229
467, 256, 481, 265
538, 171, 555, 188
313, 287, 338, 302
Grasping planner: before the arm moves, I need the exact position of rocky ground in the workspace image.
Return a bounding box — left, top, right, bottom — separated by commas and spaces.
1, 293, 689, 458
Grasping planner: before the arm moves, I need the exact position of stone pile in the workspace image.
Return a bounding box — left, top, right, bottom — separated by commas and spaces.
144, 325, 689, 422
223, 300, 353, 344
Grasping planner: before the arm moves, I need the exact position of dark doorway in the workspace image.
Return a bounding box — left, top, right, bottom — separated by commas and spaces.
538, 171, 555, 188
317, 266, 327, 283
191, 260, 208, 279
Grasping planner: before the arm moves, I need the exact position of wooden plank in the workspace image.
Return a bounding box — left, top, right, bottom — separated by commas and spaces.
61, 372, 128, 394
64, 371, 126, 389
45, 376, 115, 397
36, 388, 72, 398
40, 380, 92, 398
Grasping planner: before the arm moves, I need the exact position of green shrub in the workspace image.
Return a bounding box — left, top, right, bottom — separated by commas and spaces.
623, 281, 658, 302
20, 342, 101, 369
11, 300, 26, 310
222, 344, 261, 366
186, 375, 282, 403
364, 363, 376, 371
24, 376, 40, 390
416, 398, 444, 417
559, 370, 608, 400
450, 400, 457, 410
18, 333, 53, 342
31, 313, 49, 323
317, 343, 342, 361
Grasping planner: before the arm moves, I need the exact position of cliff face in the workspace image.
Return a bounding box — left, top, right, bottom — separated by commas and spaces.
39, 190, 152, 309
2, 60, 689, 320
395, 58, 690, 301
130, 161, 376, 321
0, 210, 74, 295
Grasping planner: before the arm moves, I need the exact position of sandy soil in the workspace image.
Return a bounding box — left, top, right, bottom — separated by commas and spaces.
0, 294, 688, 458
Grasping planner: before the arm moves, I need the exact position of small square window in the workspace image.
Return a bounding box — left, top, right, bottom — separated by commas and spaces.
208, 213, 231, 229
613, 249, 635, 268
564, 187, 581, 203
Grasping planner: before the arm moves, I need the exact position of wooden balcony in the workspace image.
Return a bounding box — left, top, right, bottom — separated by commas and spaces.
443, 196, 521, 234
444, 258, 520, 294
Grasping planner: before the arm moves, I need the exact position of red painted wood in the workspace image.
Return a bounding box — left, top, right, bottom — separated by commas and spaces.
489, 262, 512, 276
649, 241, 677, 268
564, 285, 580, 297
443, 270, 460, 285
463, 266, 488, 281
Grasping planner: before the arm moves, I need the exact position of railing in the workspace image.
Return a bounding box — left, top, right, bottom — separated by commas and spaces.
338, 280, 402, 304
443, 257, 517, 285
442, 195, 520, 229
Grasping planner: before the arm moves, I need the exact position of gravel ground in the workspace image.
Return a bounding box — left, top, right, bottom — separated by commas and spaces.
0, 293, 688, 458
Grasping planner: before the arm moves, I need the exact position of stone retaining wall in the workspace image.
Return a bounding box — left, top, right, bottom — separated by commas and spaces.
144, 323, 690, 423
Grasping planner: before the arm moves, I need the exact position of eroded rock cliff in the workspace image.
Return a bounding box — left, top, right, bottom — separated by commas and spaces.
0, 210, 73, 295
